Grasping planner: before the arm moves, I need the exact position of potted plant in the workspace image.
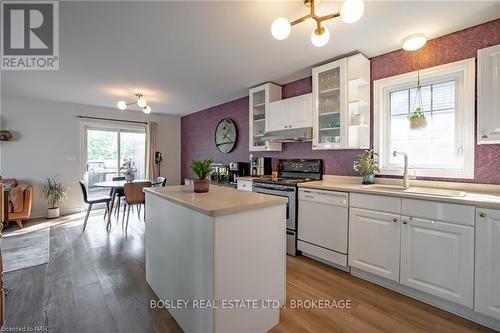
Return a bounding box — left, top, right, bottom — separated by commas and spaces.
121, 157, 137, 182
189, 159, 213, 193
408, 106, 427, 130
353, 149, 379, 184
41, 176, 68, 218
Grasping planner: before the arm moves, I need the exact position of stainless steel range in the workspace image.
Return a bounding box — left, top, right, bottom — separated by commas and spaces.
252, 159, 323, 256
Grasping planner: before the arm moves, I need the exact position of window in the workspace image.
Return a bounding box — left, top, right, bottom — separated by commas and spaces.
82, 122, 146, 195
374, 58, 475, 179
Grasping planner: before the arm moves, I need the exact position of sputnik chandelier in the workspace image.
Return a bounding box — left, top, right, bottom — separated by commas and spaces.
271, 0, 365, 47
117, 93, 152, 114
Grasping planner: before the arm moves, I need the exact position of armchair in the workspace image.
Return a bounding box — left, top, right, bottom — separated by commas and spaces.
0, 178, 33, 228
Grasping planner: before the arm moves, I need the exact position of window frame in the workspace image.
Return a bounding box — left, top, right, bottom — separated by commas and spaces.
373, 58, 475, 179
80, 120, 147, 182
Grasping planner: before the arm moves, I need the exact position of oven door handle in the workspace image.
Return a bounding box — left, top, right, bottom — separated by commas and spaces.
253, 185, 295, 192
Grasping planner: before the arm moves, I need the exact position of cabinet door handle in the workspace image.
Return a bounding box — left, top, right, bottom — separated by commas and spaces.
392, 218, 398, 223
479, 212, 487, 218
289, 125, 292, 128
402, 219, 408, 224
481, 134, 488, 139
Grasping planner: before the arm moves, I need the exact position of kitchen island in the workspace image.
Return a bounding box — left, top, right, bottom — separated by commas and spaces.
144, 185, 287, 333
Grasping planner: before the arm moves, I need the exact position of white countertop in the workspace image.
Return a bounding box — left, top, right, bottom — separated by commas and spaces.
299, 181, 500, 209
144, 185, 287, 217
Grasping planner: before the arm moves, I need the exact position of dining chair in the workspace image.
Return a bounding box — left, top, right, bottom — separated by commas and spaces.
139, 177, 165, 216
122, 181, 152, 232
79, 181, 112, 231
111, 176, 126, 220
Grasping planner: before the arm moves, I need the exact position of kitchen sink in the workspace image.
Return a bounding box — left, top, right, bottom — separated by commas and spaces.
361, 184, 467, 197
361, 184, 407, 191
403, 187, 466, 197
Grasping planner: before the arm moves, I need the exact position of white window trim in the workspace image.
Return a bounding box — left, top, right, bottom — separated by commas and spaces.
373, 58, 475, 179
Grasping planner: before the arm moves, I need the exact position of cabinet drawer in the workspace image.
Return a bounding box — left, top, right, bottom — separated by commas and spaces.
402, 199, 474, 227
350, 193, 401, 214
237, 180, 252, 192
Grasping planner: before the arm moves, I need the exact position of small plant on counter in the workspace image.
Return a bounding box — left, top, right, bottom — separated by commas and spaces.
41, 176, 68, 218
353, 149, 379, 185
189, 159, 214, 193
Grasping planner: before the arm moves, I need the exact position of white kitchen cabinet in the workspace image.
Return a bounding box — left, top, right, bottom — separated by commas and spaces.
268, 94, 313, 132
236, 179, 252, 192
312, 53, 370, 150
400, 216, 474, 308
349, 207, 401, 281
249, 83, 282, 151
475, 208, 500, 320
478, 44, 500, 144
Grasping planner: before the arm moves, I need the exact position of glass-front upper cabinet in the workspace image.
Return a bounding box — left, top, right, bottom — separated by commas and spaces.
312, 54, 370, 150
249, 83, 282, 151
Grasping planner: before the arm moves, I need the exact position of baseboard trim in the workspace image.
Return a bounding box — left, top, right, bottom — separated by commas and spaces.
351, 268, 500, 331
29, 206, 84, 220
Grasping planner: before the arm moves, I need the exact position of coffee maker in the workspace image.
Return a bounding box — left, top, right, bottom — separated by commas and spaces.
228, 162, 250, 184
251, 157, 272, 176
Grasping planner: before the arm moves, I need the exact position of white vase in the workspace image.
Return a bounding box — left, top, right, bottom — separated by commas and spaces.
47, 207, 60, 219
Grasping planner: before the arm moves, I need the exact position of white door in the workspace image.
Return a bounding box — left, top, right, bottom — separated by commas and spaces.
288, 94, 312, 129
400, 217, 474, 308
475, 208, 500, 319
349, 208, 400, 281
268, 100, 287, 132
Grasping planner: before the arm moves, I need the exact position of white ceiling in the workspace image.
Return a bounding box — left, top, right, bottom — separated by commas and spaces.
2, 1, 500, 116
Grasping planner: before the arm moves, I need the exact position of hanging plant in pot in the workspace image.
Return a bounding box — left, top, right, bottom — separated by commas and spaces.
189, 159, 213, 193
408, 70, 427, 130
41, 176, 68, 218
408, 106, 427, 130
353, 149, 380, 185
121, 157, 137, 182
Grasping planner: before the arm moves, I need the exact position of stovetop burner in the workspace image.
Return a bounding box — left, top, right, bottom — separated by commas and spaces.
253, 159, 323, 187
253, 177, 316, 186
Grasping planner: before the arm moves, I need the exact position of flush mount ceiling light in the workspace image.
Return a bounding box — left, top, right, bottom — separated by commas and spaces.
402, 34, 427, 51
116, 93, 152, 114
271, 0, 364, 47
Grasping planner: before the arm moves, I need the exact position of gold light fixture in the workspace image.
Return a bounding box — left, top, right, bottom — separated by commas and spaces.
116, 93, 152, 114
271, 0, 365, 47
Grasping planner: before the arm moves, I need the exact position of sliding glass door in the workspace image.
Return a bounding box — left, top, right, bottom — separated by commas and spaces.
83, 123, 146, 196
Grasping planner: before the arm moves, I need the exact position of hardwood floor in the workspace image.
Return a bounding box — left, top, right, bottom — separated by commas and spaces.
3, 210, 182, 333
273, 257, 494, 333
2, 211, 495, 333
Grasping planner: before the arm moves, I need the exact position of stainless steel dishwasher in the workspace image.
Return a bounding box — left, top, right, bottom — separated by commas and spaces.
297, 188, 349, 269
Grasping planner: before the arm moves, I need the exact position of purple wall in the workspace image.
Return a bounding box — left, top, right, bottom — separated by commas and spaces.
181, 19, 500, 184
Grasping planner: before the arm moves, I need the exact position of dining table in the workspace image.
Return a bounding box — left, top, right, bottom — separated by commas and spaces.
94, 179, 150, 230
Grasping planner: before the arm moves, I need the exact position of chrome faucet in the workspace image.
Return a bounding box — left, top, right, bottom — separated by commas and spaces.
393, 151, 410, 189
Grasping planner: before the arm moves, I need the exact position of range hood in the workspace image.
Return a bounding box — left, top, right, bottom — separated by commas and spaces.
262, 127, 312, 142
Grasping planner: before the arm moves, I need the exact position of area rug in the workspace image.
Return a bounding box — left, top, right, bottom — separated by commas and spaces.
1, 228, 50, 272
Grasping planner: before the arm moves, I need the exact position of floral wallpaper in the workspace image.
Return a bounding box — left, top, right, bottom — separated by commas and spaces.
181, 18, 500, 184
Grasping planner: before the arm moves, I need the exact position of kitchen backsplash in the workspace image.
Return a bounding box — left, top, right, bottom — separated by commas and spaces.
181, 18, 500, 184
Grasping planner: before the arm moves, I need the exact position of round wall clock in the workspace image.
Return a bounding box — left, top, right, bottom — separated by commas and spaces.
215, 118, 237, 153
